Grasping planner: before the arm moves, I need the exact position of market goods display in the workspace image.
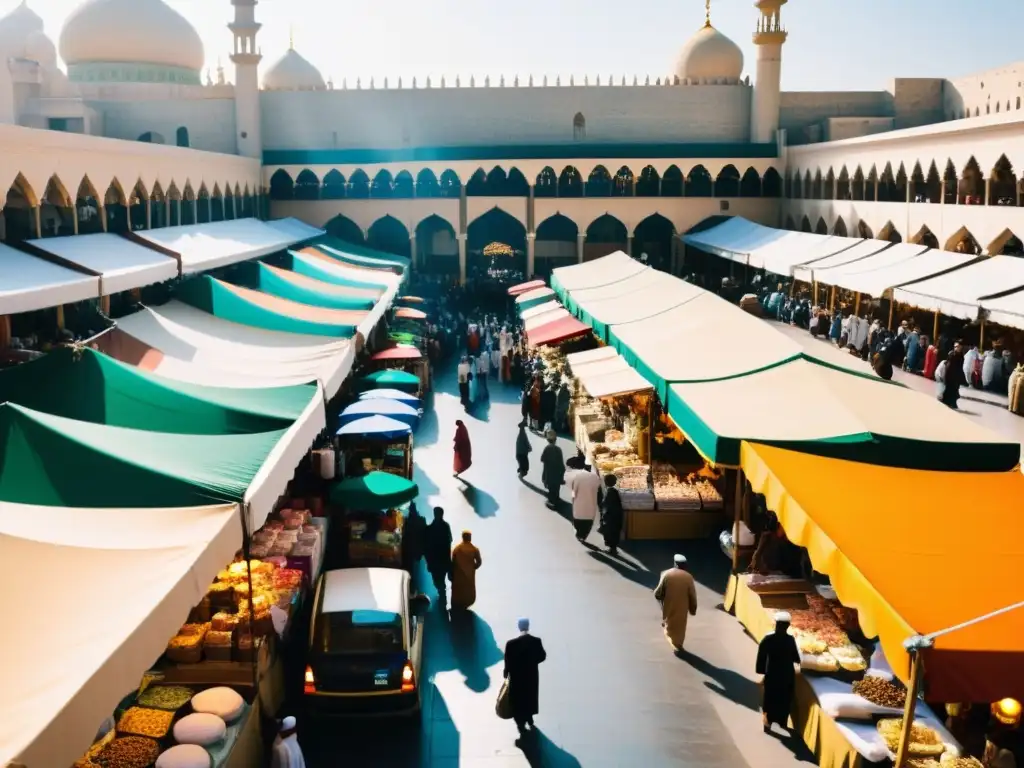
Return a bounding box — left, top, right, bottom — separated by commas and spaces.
800, 652, 840, 673
746, 574, 811, 593
166, 631, 204, 664
852, 675, 907, 708
136, 686, 193, 712
191, 687, 245, 723
694, 480, 722, 509
939, 757, 983, 768
652, 464, 702, 511
876, 719, 945, 756
904, 760, 941, 768
155, 744, 212, 768
763, 607, 867, 671
172, 713, 227, 746
95, 736, 160, 768
116, 707, 174, 739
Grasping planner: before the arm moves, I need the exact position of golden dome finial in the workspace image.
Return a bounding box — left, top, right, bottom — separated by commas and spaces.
704, 0, 712, 27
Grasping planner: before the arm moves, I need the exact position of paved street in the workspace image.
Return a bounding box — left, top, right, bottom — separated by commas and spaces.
302, 359, 813, 767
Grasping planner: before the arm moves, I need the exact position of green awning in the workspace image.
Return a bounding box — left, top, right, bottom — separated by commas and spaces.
665, 358, 1020, 471
176, 274, 362, 338
0, 402, 285, 507
0, 347, 315, 434
233, 261, 375, 310
360, 369, 420, 392
285, 250, 390, 292
330, 471, 418, 509
313, 236, 410, 270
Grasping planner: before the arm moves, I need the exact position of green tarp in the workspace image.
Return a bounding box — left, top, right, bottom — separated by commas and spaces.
233, 262, 374, 310
330, 471, 418, 509
0, 347, 314, 434
361, 369, 420, 392
314, 244, 408, 277
313, 236, 410, 270
176, 274, 359, 338
0, 403, 284, 507
285, 251, 390, 291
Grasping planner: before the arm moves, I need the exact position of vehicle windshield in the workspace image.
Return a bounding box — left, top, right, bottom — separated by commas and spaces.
314, 609, 404, 655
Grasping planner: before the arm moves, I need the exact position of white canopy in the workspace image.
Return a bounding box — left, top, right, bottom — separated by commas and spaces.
893, 256, 1024, 320
264, 217, 325, 242
682, 218, 799, 264
552, 251, 647, 292
108, 301, 356, 397
574, 277, 703, 335
136, 218, 302, 273
828, 248, 976, 299
0, 243, 99, 314
980, 290, 1024, 331
565, 266, 666, 303
291, 249, 397, 289
0, 502, 241, 768
521, 300, 563, 320
566, 347, 618, 368
792, 239, 892, 283
26, 233, 179, 295
753, 235, 866, 277
575, 355, 653, 398
524, 307, 569, 332
516, 286, 555, 305
811, 244, 932, 292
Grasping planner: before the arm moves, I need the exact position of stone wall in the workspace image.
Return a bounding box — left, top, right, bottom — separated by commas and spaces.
944, 61, 1024, 119
93, 97, 238, 155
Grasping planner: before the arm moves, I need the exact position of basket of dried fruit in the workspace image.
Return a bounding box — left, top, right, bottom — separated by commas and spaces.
166, 632, 204, 664
851, 674, 906, 709
876, 718, 945, 757
939, 756, 983, 768
116, 708, 175, 740
95, 735, 160, 768
135, 685, 194, 712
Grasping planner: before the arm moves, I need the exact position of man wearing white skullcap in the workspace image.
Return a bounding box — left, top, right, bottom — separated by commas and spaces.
653, 554, 698, 653
755, 609, 800, 733
503, 617, 547, 735
271, 715, 307, 768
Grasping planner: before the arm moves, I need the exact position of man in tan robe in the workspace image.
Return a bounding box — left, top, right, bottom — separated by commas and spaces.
654, 554, 698, 652
450, 530, 482, 610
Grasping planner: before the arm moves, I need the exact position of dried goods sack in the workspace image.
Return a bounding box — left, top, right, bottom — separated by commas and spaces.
156, 744, 213, 768
190, 687, 244, 723
173, 713, 226, 746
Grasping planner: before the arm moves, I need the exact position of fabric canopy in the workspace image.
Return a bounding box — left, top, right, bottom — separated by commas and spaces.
335, 415, 412, 440
26, 233, 178, 295
666, 358, 1018, 470
526, 315, 591, 346
550, 251, 647, 298
286, 250, 389, 293
823, 247, 976, 299
524, 307, 569, 332
0, 402, 283, 507
791, 239, 892, 283
562, 267, 667, 315
741, 442, 1024, 702
508, 279, 545, 296
566, 347, 618, 368
331, 471, 418, 509
810, 243, 931, 290
979, 289, 1024, 331
0, 501, 241, 768
177, 275, 366, 338
516, 286, 556, 308
521, 300, 563, 321
263, 216, 325, 242
314, 242, 407, 274
893, 256, 1024, 320
235, 261, 375, 310
0, 346, 315, 434
339, 398, 419, 428
751, 235, 866, 277
361, 369, 420, 392
371, 344, 422, 361
314, 236, 411, 269
397, 295, 425, 304
104, 301, 355, 397
682, 217, 797, 265
359, 388, 421, 406
0, 243, 99, 314
573, 278, 703, 341
574, 354, 653, 398
136, 218, 300, 274
395, 307, 426, 320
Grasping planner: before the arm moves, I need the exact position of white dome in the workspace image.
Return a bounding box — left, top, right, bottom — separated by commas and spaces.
675, 24, 744, 83
59, 0, 204, 73
263, 48, 326, 91
25, 30, 56, 67
0, 2, 44, 55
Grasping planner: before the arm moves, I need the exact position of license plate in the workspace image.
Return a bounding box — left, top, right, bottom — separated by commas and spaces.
374, 670, 389, 687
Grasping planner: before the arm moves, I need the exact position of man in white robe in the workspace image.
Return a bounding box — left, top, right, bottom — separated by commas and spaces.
271, 716, 306, 768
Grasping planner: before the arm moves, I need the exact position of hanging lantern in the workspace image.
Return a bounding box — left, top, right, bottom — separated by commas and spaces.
992, 698, 1022, 727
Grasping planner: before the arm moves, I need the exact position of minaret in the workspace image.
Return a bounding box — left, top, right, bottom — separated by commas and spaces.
750, 0, 787, 144
229, 0, 262, 158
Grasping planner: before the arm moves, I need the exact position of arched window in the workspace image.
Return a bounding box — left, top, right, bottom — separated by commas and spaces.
573, 112, 586, 141
176, 127, 190, 148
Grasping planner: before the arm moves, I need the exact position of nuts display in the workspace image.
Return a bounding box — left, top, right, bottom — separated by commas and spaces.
136, 685, 193, 712
852, 675, 907, 709
876, 718, 945, 756
938, 757, 983, 768
117, 708, 174, 739
96, 736, 160, 768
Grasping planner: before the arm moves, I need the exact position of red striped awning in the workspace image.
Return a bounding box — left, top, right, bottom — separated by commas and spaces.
508, 279, 545, 296
526, 315, 590, 347
371, 345, 423, 361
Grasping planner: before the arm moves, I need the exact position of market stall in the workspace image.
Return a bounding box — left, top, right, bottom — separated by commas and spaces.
359, 368, 421, 395
336, 414, 414, 480
735, 442, 1024, 767
339, 398, 420, 431
358, 387, 422, 408
328, 472, 418, 567
515, 286, 557, 312
525, 314, 591, 348
508, 279, 545, 296
370, 343, 431, 391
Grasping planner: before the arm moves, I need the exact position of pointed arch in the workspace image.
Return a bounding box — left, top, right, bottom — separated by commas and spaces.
612, 166, 634, 197
149, 182, 167, 228
800, 215, 812, 233
128, 179, 149, 231
661, 165, 683, 197
942, 159, 958, 204
535, 213, 580, 268
811, 169, 823, 200
439, 169, 462, 198
196, 184, 211, 225
322, 169, 346, 200
370, 169, 394, 199
865, 165, 878, 200
484, 166, 508, 195
414, 214, 458, 275
415, 169, 439, 198
715, 164, 740, 197
210, 184, 225, 223
762, 167, 782, 198
857, 219, 873, 239
636, 165, 660, 197
832, 217, 848, 237
814, 217, 828, 235
989, 154, 1017, 206
269, 169, 294, 200
738, 167, 761, 197
367, 215, 411, 257
958, 156, 983, 203
878, 163, 897, 202
534, 166, 558, 198
791, 171, 804, 199
987, 228, 1023, 256
585, 213, 628, 243
573, 112, 586, 141
558, 166, 584, 198
465, 168, 488, 196
893, 162, 908, 203
393, 170, 415, 199
37, 175, 74, 237
877, 221, 902, 243
2, 173, 38, 240
293, 169, 320, 201
910, 225, 940, 249
632, 213, 675, 266
836, 166, 851, 200
348, 169, 370, 199
922, 161, 941, 204
685, 164, 713, 197
944, 226, 980, 255
784, 214, 797, 231
505, 167, 530, 197
467, 207, 527, 274
42, 175, 72, 208
851, 167, 865, 201
824, 168, 836, 200
325, 214, 365, 245
586, 165, 612, 197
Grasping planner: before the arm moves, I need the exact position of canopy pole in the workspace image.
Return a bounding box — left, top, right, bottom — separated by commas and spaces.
731, 469, 743, 573
788, 281, 796, 299
0, 315, 9, 349
854, 292, 861, 316
894, 642, 928, 768
812, 280, 818, 306
980, 319, 986, 351
829, 285, 836, 309
933, 310, 939, 341
56, 304, 65, 330
888, 299, 895, 330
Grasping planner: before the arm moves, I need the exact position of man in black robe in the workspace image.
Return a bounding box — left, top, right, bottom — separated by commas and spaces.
424, 507, 453, 605
756, 611, 801, 733
503, 617, 547, 736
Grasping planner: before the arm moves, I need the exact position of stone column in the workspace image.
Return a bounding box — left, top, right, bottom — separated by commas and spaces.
985, 178, 992, 206
72, 208, 79, 235
31, 206, 41, 238
626, 234, 633, 258
99, 206, 108, 232
457, 233, 467, 284
526, 232, 536, 277
409, 231, 418, 269
145, 199, 152, 230
576, 232, 586, 263
165, 197, 171, 227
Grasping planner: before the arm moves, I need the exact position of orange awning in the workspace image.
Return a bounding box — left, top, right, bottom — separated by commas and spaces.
395, 307, 427, 320
526, 315, 590, 347
740, 442, 1024, 702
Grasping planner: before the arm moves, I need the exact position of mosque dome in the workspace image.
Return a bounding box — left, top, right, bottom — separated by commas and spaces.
675, 24, 744, 83
263, 48, 326, 91
0, 2, 44, 55
25, 30, 57, 68
59, 0, 204, 74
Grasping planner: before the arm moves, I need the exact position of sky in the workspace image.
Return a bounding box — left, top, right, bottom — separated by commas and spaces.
13, 0, 1024, 91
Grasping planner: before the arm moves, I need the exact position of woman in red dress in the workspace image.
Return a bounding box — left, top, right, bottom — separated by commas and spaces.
453, 420, 473, 477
